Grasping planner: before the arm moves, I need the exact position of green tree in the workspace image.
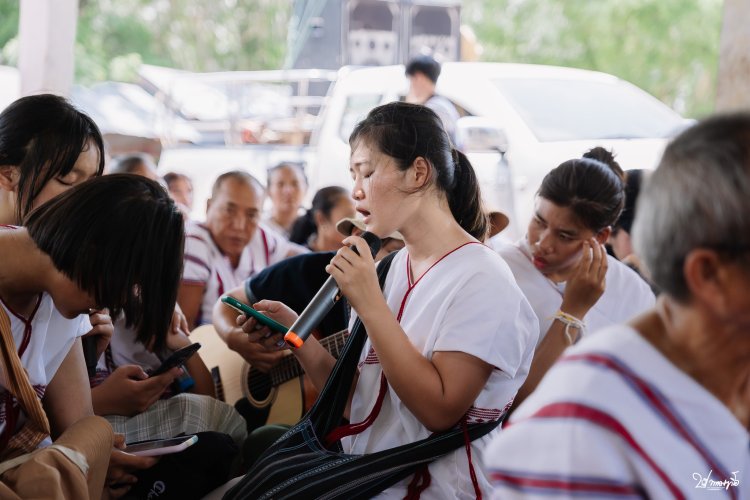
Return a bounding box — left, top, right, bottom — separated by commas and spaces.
0, 0, 19, 65
74, 0, 292, 83
463, 0, 722, 118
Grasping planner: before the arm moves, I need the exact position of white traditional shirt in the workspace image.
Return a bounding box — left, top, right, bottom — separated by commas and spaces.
496, 240, 655, 343
343, 243, 539, 499
484, 324, 749, 499
0, 295, 89, 446
182, 222, 296, 325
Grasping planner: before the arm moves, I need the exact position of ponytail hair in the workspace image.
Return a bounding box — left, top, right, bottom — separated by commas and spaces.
350, 101, 486, 240
449, 149, 488, 240
289, 186, 349, 245
289, 210, 316, 245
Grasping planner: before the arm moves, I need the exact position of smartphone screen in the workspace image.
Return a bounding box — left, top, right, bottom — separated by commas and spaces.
123, 435, 198, 456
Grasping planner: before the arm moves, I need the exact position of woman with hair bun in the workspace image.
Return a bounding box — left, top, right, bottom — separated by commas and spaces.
496, 147, 655, 408
228, 102, 538, 498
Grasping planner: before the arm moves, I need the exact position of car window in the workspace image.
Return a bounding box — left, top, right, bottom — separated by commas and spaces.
338, 94, 383, 142
494, 78, 683, 142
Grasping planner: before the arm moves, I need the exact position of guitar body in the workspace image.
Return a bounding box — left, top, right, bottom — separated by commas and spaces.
191, 325, 306, 425
242, 360, 305, 426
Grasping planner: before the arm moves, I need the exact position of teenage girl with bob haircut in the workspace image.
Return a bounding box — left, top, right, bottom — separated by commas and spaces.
235, 102, 538, 498
0, 175, 185, 493
495, 147, 655, 408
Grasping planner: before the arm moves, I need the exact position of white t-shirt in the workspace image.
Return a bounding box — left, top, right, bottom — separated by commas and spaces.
496, 240, 655, 343
0, 295, 90, 445
484, 325, 749, 499
344, 243, 539, 499
182, 222, 296, 325
96, 316, 161, 373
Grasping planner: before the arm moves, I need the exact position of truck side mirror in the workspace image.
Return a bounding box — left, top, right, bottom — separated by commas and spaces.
455, 117, 508, 154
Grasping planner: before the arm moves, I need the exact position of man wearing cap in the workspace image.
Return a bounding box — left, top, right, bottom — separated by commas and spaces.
405, 54, 461, 142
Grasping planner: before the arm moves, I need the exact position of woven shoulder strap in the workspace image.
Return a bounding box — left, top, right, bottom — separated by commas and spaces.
309, 251, 397, 434
0, 304, 51, 458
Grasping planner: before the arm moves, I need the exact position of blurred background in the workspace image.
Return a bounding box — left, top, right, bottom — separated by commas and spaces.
0, 0, 742, 235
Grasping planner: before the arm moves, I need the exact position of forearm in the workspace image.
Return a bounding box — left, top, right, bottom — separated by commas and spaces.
43, 339, 95, 438
184, 353, 216, 397
511, 320, 569, 410
91, 385, 120, 416
293, 337, 337, 393
357, 302, 469, 431
178, 283, 205, 330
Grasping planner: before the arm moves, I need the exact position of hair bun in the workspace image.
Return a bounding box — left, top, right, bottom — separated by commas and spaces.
582, 146, 624, 181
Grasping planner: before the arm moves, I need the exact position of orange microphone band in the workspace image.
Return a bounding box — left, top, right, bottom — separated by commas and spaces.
284, 331, 304, 348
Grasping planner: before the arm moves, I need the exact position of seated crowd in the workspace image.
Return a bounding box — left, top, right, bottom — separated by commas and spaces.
0, 93, 747, 499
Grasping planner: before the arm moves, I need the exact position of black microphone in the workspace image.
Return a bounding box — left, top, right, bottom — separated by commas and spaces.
82, 336, 98, 378
284, 232, 381, 348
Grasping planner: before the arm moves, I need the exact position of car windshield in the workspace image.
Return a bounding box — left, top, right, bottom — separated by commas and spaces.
493, 78, 683, 142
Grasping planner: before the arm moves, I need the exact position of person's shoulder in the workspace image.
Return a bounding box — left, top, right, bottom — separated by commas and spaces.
184, 222, 212, 247
604, 255, 656, 303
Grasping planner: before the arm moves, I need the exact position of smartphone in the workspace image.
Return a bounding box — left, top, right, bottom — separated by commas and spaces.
123, 435, 198, 457
221, 296, 289, 333
150, 343, 201, 376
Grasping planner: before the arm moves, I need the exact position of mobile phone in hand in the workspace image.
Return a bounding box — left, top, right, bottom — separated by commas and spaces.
150, 343, 201, 376
221, 296, 289, 333
123, 435, 198, 457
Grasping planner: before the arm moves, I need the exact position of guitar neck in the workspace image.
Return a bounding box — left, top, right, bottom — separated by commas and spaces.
265, 330, 347, 387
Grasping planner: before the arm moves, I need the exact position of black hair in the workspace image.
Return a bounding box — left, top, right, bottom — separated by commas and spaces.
211, 170, 264, 198
25, 175, 185, 352
613, 169, 645, 234
266, 161, 308, 188
163, 172, 192, 189
109, 153, 155, 175
0, 94, 105, 221
538, 147, 625, 232
405, 55, 441, 84
289, 186, 349, 245
349, 102, 487, 240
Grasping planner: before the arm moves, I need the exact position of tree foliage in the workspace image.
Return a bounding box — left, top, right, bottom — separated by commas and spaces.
0, 0, 292, 83
462, 0, 723, 117
0, 0, 722, 117
74, 0, 291, 83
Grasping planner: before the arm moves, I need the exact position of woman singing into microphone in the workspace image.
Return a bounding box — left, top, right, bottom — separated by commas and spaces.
223, 102, 538, 498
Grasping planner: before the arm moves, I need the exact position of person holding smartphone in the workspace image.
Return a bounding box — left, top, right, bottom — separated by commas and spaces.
0, 95, 180, 496
0, 173, 185, 497
493, 148, 655, 411
226, 102, 538, 498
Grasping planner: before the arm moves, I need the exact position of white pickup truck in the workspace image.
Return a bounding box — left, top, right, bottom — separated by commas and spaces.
160, 62, 687, 237
308, 62, 688, 239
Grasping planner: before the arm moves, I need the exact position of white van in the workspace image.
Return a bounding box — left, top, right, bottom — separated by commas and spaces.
309, 62, 686, 238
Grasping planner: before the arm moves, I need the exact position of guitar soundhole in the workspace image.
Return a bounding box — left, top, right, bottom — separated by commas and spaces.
247, 368, 273, 401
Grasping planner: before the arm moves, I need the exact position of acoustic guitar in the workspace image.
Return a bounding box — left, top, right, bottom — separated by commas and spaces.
190, 325, 347, 426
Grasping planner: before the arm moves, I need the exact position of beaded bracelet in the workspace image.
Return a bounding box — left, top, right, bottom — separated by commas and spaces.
553, 310, 585, 345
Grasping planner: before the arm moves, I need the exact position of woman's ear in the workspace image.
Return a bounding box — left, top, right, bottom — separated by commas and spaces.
313, 210, 327, 229
0, 165, 19, 193
410, 157, 431, 189
595, 226, 612, 246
